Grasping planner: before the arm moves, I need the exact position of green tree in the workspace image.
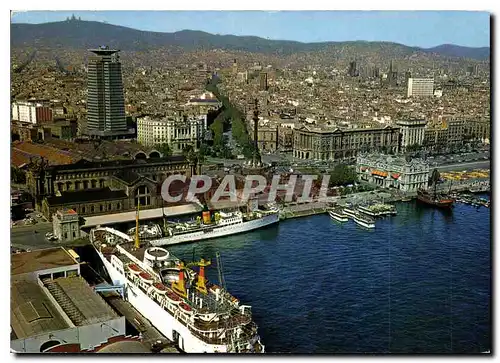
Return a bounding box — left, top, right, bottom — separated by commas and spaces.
156, 143, 172, 157
11, 166, 26, 184
329, 163, 358, 187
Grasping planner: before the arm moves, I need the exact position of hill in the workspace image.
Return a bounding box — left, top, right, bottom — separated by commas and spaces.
10, 19, 490, 60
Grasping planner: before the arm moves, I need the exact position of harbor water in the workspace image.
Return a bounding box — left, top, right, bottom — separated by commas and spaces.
167, 198, 491, 353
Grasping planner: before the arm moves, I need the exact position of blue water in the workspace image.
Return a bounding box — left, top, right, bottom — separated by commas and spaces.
167, 200, 491, 353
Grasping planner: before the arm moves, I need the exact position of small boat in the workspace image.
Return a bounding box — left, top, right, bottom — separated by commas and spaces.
328, 209, 348, 222
179, 302, 193, 315
353, 213, 376, 229
128, 263, 142, 275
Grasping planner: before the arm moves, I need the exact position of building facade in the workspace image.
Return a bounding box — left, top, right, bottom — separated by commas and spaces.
259, 72, 268, 91
86, 47, 128, 138
396, 119, 427, 150
356, 154, 429, 192
26, 156, 192, 219
137, 114, 207, 152
407, 78, 435, 97
293, 125, 400, 161
12, 100, 53, 124
52, 209, 81, 242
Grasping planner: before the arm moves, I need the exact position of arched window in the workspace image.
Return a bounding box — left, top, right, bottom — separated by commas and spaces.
90, 205, 95, 213
91, 180, 97, 188
65, 181, 72, 191
99, 179, 105, 188
83, 180, 89, 189
74, 181, 81, 190
135, 185, 151, 207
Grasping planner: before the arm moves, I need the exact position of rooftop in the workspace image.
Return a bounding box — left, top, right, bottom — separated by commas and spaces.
113, 170, 142, 186
46, 187, 128, 206
11, 279, 70, 340
11, 247, 78, 276
43, 277, 119, 326
47, 155, 186, 172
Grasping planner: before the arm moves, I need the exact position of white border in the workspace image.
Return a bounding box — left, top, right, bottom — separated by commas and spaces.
3, 2, 495, 362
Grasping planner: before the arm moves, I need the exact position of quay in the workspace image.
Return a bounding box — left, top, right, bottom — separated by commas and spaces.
101, 292, 179, 353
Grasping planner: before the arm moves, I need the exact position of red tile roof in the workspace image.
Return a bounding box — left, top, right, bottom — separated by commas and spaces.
11, 141, 80, 168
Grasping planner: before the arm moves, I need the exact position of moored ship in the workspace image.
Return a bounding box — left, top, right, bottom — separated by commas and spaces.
417, 169, 454, 209
353, 213, 376, 229
89, 225, 265, 353
328, 208, 348, 222
150, 203, 279, 247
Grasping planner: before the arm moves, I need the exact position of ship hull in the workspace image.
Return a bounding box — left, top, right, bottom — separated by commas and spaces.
353, 218, 375, 229
151, 213, 279, 247
95, 251, 229, 353
328, 211, 348, 222
417, 195, 454, 208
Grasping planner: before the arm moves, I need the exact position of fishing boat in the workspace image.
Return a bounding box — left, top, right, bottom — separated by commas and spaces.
328, 208, 348, 222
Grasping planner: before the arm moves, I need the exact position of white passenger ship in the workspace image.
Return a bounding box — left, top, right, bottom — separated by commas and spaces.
150, 204, 279, 247
89, 224, 265, 353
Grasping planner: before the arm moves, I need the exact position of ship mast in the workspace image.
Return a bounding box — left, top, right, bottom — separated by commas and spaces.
135, 199, 140, 249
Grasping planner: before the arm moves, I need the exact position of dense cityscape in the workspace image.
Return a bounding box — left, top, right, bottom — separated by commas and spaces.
10, 12, 490, 354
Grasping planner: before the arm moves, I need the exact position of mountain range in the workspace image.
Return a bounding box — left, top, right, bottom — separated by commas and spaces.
10, 20, 490, 60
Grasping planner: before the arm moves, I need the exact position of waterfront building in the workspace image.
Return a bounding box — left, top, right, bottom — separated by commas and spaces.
137, 113, 207, 152
396, 119, 427, 150
11, 100, 53, 124
86, 47, 131, 139
25, 156, 191, 219
52, 209, 81, 242
293, 124, 400, 161
407, 78, 435, 97
11, 247, 131, 353
356, 154, 429, 192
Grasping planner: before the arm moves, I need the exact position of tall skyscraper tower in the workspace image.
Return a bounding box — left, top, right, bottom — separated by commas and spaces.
86, 46, 127, 138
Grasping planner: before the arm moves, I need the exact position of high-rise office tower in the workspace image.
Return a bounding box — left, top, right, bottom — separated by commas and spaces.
407, 78, 434, 98
86, 46, 127, 138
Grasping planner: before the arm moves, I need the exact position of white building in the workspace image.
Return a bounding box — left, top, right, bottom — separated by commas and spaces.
396, 119, 427, 150
52, 209, 81, 242
407, 78, 435, 98
137, 114, 207, 153
11, 100, 52, 124
357, 154, 429, 193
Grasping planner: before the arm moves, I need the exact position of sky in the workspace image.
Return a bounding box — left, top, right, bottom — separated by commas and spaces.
10, 11, 490, 48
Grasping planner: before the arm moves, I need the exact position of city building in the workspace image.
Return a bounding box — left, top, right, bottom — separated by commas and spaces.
407, 78, 435, 97
248, 119, 279, 152
11, 247, 128, 353
348, 61, 359, 77
86, 47, 132, 139
396, 119, 427, 150
52, 209, 81, 242
465, 119, 490, 143
25, 156, 192, 217
137, 114, 207, 152
293, 125, 400, 161
12, 100, 53, 124
259, 72, 268, 91
356, 154, 429, 192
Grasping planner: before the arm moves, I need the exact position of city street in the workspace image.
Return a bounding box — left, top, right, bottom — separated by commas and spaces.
10, 222, 54, 250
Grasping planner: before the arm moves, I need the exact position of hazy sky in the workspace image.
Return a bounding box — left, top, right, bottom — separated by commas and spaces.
10, 10, 490, 48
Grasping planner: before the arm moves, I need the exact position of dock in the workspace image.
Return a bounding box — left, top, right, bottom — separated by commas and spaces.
280, 202, 328, 220
101, 293, 179, 353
